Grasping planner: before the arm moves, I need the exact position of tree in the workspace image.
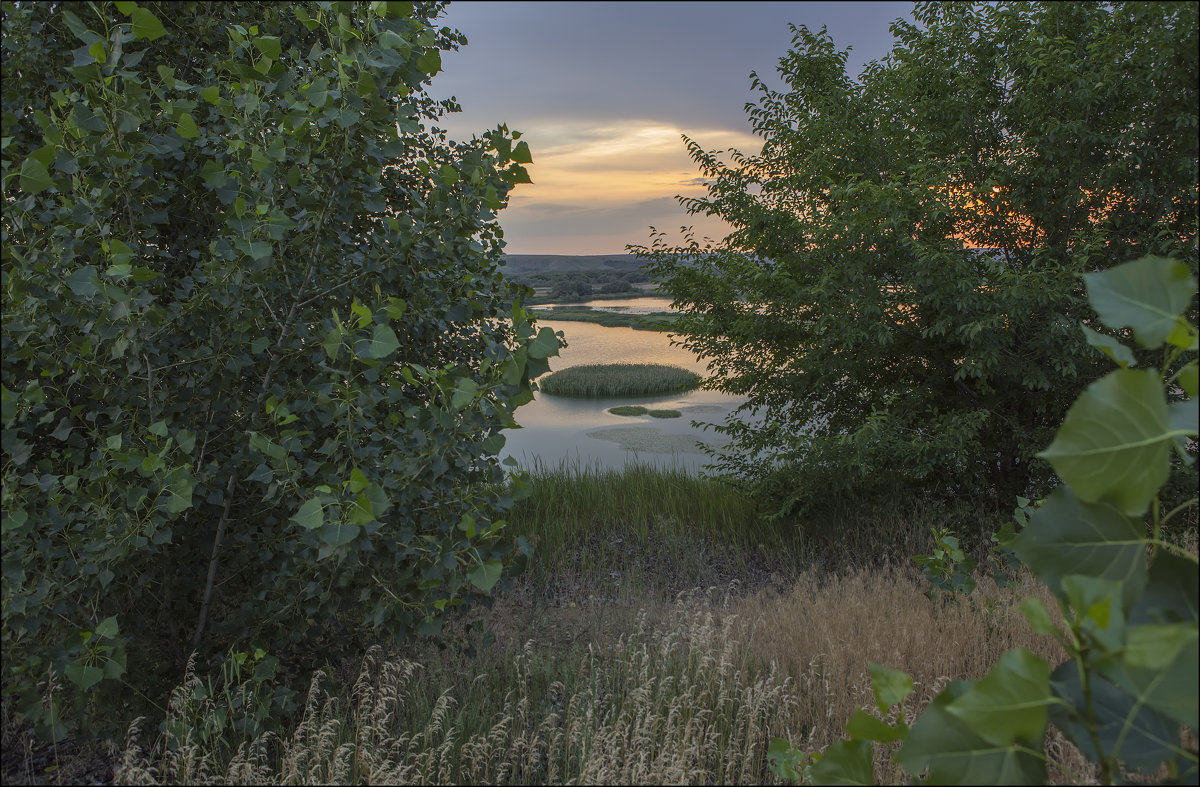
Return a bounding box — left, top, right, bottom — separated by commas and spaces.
1, 0, 558, 737
632, 1, 1198, 515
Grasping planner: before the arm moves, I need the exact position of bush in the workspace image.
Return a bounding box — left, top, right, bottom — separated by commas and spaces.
1, 0, 560, 739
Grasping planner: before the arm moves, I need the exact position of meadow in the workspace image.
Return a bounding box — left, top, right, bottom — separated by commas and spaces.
100, 465, 1132, 785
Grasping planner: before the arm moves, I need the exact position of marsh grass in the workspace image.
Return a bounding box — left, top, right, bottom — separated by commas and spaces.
607, 405, 647, 416
647, 409, 681, 418
538, 363, 700, 398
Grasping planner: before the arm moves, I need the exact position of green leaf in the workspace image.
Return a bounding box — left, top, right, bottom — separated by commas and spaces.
291, 498, 324, 530
467, 559, 503, 593
304, 77, 328, 108
527, 326, 560, 360
114, 1, 136, 14
19, 157, 54, 194
348, 468, 369, 494
1010, 486, 1147, 611
945, 648, 1052, 747
451, 379, 478, 410
131, 7, 168, 41
511, 140, 533, 164
1177, 362, 1198, 398
808, 739, 874, 785
1081, 325, 1136, 368
845, 708, 906, 742
898, 680, 1046, 784
319, 522, 359, 546
1084, 256, 1198, 349
1168, 400, 1198, 438
67, 266, 100, 298
1018, 597, 1057, 636
369, 324, 401, 359
175, 113, 200, 139
1049, 659, 1186, 774
1096, 625, 1198, 730
1062, 574, 1125, 652
201, 84, 220, 104
65, 663, 105, 692
94, 616, 119, 639
481, 433, 506, 454
416, 49, 441, 75
869, 662, 914, 713
1037, 368, 1173, 515
766, 738, 807, 781
1129, 552, 1199, 626
253, 36, 281, 60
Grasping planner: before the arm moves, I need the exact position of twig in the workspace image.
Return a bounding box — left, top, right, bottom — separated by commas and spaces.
191, 473, 237, 653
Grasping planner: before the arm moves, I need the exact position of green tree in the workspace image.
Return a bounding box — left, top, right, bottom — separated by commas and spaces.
632, 2, 1198, 514
1, 0, 558, 737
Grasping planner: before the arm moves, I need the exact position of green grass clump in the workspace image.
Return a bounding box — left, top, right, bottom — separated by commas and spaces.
539, 363, 701, 398
647, 409, 681, 418
532, 306, 677, 332
608, 405, 648, 416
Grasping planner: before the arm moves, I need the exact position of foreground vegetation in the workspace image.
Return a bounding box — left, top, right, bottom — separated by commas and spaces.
538, 364, 701, 398
96, 465, 1165, 785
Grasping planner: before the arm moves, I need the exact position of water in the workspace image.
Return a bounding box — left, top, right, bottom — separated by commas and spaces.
499, 316, 746, 472
539, 296, 676, 315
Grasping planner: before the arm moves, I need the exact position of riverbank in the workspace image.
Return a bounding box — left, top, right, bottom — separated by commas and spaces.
530, 305, 677, 331
74, 465, 1134, 785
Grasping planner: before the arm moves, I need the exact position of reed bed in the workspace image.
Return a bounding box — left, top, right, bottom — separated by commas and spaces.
538, 363, 700, 398
532, 307, 677, 332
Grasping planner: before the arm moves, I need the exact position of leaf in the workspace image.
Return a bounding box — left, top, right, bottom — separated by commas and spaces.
1038, 368, 1173, 515
291, 498, 324, 530
1084, 256, 1198, 349
19, 157, 54, 194
1010, 486, 1147, 611
131, 7, 168, 41
94, 616, 119, 639
67, 266, 100, 298
1049, 658, 1185, 774
65, 663, 105, 692
808, 739, 874, 785
527, 326, 560, 360
897, 680, 1046, 785
304, 77, 329, 108
467, 559, 503, 593
369, 324, 400, 359
1081, 325, 1136, 368
1177, 362, 1198, 397
945, 648, 1052, 747
845, 708, 906, 742
253, 36, 281, 60
1096, 625, 1198, 730
1168, 400, 1198, 438
511, 140, 533, 164
416, 49, 441, 74
201, 85, 220, 104
175, 113, 200, 139
869, 662, 914, 713
319, 522, 359, 546
1018, 597, 1057, 636
1129, 552, 1199, 626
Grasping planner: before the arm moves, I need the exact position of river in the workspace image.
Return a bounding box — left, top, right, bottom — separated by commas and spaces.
498, 298, 747, 473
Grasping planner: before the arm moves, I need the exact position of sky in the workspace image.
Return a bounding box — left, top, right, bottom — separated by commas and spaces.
427, 1, 916, 255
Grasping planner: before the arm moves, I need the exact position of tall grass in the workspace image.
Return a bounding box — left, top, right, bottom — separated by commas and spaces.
537, 363, 700, 397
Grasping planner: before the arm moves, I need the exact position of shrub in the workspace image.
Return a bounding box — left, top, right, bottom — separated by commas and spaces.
1, 0, 560, 739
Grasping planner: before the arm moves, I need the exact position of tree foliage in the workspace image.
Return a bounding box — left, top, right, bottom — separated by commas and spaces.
632, 1, 1198, 512
1, 0, 558, 737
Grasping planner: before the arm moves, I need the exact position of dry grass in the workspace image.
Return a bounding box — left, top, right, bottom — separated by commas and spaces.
113, 564, 1107, 785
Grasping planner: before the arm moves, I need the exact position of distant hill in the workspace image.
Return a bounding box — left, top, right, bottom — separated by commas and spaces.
501, 254, 644, 274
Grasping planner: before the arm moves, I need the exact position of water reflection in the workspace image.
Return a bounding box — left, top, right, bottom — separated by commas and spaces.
500, 316, 745, 473
539, 296, 675, 315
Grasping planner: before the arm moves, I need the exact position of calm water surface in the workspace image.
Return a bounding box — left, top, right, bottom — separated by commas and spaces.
499, 315, 746, 473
